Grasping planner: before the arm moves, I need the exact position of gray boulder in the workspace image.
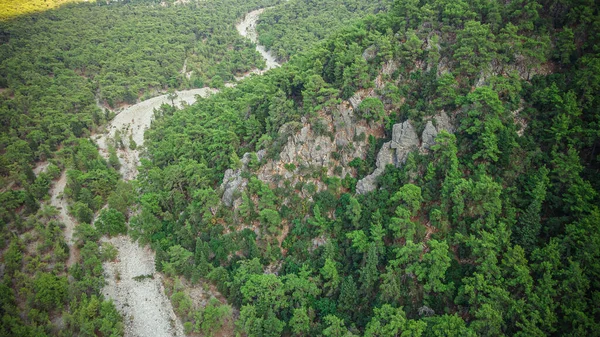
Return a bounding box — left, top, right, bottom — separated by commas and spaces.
421, 121, 438, 149
390, 121, 419, 164
356, 141, 395, 194
356, 121, 420, 194
221, 168, 243, 207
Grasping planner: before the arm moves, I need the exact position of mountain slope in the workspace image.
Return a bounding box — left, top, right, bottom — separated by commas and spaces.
137, 0, 600, 335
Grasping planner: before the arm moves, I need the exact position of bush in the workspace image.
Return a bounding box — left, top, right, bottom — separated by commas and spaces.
71, 202, 93, 224
358, 97, 385, 122
94, 208, 127, 236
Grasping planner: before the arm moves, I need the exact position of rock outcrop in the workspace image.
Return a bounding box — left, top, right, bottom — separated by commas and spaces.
356, 112, 453, 194
421, 121, 438, 149
221, 98, 384, 207
221, 168, 244, 207
220, 151, 264, 206
356, 121, 419, 194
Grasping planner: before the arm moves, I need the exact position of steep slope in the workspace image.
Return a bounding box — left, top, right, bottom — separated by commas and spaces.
137, 0, 600, 335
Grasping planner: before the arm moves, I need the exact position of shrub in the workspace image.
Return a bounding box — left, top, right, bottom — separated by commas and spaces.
94, 208, 127, 236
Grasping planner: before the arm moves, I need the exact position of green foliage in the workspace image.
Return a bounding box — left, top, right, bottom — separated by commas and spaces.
194, 298, 233, 336
38, 0, 599, 335
107, 180, 135, 216
257, 0, 394, 61
0, 0, 275, 185
64, 295, 124, 337
33, 272, 68, 311
358, 97, 386, 122
94, 208, 126, 236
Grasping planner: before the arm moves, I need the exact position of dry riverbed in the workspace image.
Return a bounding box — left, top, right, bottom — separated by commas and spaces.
34, 7, 284, 337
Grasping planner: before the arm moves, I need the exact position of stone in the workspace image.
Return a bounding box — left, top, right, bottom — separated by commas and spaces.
256, 149, 266, 161
356, 121, 420, 194
349, 93, 363, 110
362, 45, 377, 61
356, 141, 394, 194
354, 125, 367, 139
390, 121, 419, 164
241, 152, 252, 166
391, 121, 419, 149
434, 111, 453, 133
221, 168, 243, 207
421, 121, 438, 149
376, 141, 395, 168
356, 173, 378, 195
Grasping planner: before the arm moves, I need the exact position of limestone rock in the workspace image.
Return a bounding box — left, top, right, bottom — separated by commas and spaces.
356, 121, 420, 194
421, 121, 438, 149
356, 141, 394, 194
256, 149, 266, 161
434, 111, 453, 133
362, 45, 377, 61
221, 168, 243, 207
376, 141, 395, 168
356, 174, 378, 195
349, 93, 363, 110
390, 121, 419, 164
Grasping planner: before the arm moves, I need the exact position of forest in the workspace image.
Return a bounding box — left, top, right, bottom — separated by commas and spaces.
0, 0, 277, 335
137, 0, 600, 335
256, 0, 394, 61
1, 0, 600, 336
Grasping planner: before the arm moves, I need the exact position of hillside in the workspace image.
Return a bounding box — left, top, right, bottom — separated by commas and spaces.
138, 0, 600, 336
1, 0, 600, 336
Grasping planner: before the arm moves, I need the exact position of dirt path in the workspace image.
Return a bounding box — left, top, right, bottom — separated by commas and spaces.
49, 171, 78, 268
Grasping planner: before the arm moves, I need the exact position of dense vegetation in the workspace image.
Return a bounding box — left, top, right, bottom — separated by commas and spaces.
0, 140, 124, 336
136, 0, 600, 335
2, 0, 600, 335
0, 0, 275, 335
0, 0, 274, 192
257, 0, 393, 61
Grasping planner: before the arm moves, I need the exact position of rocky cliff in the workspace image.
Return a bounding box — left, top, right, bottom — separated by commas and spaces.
355, 111, 453, 194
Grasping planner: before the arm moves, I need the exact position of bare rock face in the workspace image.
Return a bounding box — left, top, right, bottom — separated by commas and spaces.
356, 141, 394, 194
390, 121, 420, 163
433, 111, 453, 133
421, 121, 438, 149
356, 114, 454, 194
356, 121, 420, 194
256, 100, 385, 196
362, 45, 377, 61
279, 125, 333, 166
220, 152, 261, 207
221, 168, 244, 207
349, 93, 363, 111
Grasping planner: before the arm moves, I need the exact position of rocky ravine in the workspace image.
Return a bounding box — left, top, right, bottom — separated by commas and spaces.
95, 8, 277, 337
95, 88, 218, 181
355, 112, 453, 194
41, 6, 281, 337
49, 170, 79, 268
96, 88, 217, 337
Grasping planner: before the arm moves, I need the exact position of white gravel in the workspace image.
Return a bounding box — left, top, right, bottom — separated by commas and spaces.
236, 8, 281, 73
95, 89, 217, 337
102, 236, 185, 337
96, 88, 217, 181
